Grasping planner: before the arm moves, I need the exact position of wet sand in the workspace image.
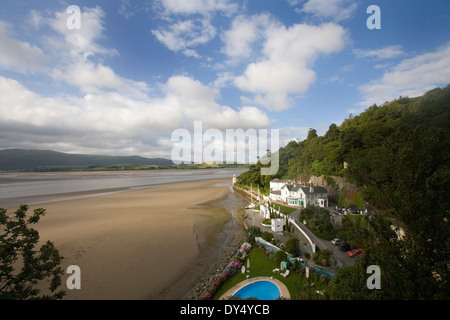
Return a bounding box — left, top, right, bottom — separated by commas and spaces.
10, 178, 246, 300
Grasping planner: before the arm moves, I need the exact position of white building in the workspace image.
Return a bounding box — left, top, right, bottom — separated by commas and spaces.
269, 179, 329, 208
271, 218, 286, 232
269, 179, 293, 191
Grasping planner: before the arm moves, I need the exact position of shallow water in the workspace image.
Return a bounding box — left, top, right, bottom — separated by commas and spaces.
0, 169, 246, 208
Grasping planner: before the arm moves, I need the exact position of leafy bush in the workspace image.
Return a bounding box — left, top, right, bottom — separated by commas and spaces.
0, 205, 65, 300
261, 231, 273, 242
248, 226, 262, 237
284, 237, 300, 257
273, 250, 287, 266
313, 249, 332, 266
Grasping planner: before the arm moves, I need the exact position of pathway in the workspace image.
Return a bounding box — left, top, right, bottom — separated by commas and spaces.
244, 206, 354, 273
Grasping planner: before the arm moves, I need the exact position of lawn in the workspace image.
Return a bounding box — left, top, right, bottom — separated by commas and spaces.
213, 246, 330, 300
271, 203, 297, 215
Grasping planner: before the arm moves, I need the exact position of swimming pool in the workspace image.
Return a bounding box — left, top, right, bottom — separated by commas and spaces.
233, 281, 280, 300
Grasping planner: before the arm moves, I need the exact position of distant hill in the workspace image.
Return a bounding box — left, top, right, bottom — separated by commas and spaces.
0, 149, 174, 171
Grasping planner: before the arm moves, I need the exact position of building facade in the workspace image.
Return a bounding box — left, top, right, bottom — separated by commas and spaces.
269, 179, 329, 208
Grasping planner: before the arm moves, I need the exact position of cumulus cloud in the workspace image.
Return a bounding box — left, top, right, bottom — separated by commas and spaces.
235, 22, 347, 110
30, 6, 150, 98
151, 0, 238, 57
0, 5, 272, 158
0, 21, 49, 73
221, 13, 277, 62
355, 42, 450, 110
46, 6, 117, 59
0, 73, 270, 158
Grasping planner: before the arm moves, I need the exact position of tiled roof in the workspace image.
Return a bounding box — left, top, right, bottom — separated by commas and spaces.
300, 186, 328, 195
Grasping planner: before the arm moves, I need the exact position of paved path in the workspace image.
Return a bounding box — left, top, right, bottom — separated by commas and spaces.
290, 208, 354, 268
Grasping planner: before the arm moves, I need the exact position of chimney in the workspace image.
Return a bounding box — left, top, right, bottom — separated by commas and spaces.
310, 183, 314, 193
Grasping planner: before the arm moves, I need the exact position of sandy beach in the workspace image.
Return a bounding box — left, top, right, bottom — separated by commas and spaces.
9, 177, 247, 300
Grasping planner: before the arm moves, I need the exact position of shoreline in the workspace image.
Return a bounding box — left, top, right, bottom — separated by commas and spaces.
152, 185, 249, 300
5, 177, 250, 300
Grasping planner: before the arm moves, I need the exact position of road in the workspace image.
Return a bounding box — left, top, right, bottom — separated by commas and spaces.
290, 208, 355, 268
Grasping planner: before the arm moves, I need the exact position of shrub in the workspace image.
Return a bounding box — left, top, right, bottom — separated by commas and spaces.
261, 231, 273, 242
284, 237, 300, 257
273, 250, 288, 266
313, 249, 332, 266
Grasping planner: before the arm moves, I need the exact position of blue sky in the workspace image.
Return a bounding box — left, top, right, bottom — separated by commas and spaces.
0, 0, 449, 160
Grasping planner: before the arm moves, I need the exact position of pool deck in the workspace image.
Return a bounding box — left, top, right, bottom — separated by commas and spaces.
218, 276, 291, 300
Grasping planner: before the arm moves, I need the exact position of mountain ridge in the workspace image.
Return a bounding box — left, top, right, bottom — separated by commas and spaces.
0, 149, 174, 171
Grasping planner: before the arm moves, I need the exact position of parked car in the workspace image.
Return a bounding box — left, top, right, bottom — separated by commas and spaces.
347, 249, 365, 258
336, 241, 351, 251
331, 238, 342, 245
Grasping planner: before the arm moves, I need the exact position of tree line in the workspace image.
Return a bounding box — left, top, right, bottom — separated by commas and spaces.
237, 85, 450, 299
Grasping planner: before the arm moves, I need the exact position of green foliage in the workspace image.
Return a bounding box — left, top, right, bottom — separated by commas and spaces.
260, 231, 273, 242
273, 250, 288, 266
236, 86, 450, 298
0, 205, 65, 299
312, 249, 332, 266
247, 226, 262, 243
335, 215, 369, 249
235, 163, 273, 194
354, 190, 364, 211
300, 206, 334, 240
284, 237, 300, 257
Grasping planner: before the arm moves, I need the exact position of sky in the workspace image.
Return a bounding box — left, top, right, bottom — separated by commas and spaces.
0, 0, 449, 161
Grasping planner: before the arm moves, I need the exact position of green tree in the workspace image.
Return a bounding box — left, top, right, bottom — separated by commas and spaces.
284, 237, 300, 257
261, 231, 273, 242
0, 205, 65, 299
313, 249, 332, 266
273, 250, 288, 266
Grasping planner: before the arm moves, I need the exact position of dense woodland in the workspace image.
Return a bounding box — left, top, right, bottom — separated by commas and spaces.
237, 85, 450, 299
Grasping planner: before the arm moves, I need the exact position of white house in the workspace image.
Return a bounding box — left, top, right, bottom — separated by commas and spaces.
269, 179, 293, 192
269, 189, 282, 201
269, 179, 329, 208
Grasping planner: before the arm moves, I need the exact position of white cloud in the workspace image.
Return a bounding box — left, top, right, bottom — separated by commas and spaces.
151, 18, 216, 58
211, 72, 235, 88
0, 5, 273, 158
164, 75, 270, 130
0, 74, 271, 157
354, 45, 405, 60
151, 0, 240, 58
157, 0, 238, 16
0, 21, 49, 73
356, 42, 450, 109
296, 0, 358, 22
32, 6, 149, 97
235, 22, 347, 110
47, 6, 117, 59
221, 14, 277, 61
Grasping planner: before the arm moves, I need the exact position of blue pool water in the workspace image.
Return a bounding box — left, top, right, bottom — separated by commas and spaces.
233, 281, 280, 300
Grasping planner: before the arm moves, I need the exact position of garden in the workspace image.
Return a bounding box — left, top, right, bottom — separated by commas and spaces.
204, 242, 332, 300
